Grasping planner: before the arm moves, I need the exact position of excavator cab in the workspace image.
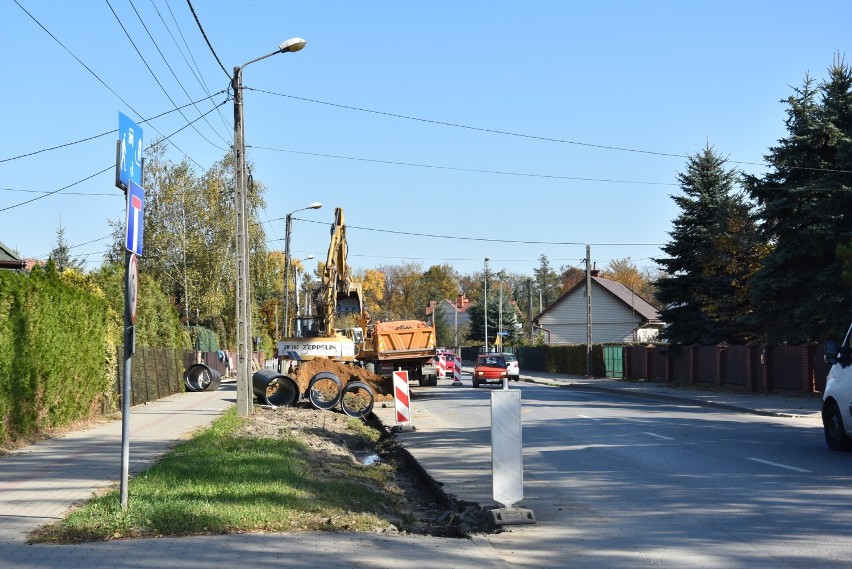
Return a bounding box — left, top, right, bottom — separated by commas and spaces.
291, 317, 319, 338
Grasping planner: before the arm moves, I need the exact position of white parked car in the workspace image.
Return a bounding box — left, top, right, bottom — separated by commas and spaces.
822, 322, 852, 450
500, 352, 520, 381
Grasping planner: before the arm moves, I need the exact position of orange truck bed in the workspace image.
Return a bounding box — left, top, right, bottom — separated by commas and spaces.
373, 320, 437, 360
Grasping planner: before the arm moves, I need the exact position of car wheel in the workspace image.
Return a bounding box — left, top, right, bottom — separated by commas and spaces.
823, 401, 851, 451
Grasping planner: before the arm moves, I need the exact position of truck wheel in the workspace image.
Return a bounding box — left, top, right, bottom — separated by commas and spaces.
429, 375, 437, 387
473, 380, 480, 388
823, 401, 851, 451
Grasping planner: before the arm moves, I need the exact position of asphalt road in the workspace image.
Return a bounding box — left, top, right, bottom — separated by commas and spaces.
376, 376, 851, 569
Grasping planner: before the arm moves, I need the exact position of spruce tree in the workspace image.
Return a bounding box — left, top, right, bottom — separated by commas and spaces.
745, 56, 852, 342
655, 145, 760, 344
49, 223, 84, 272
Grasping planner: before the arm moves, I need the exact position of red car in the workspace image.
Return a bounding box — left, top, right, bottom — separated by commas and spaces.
473, 354, 509, 387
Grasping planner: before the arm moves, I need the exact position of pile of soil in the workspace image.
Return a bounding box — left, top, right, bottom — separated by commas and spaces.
241, 405, 490, 537
288, 359, 394, 402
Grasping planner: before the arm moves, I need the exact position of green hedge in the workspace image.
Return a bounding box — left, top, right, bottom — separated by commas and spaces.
0, 261, 193, 448
0, 264, 110, 446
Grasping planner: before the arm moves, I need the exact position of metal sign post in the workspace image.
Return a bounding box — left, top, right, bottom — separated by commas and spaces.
116, 112, 143, 509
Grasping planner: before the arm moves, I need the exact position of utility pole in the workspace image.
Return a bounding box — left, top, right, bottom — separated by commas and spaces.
527, 278, 533, 340
230, 38, 307, 417
232, 66, 252, 417
498, 271, 503, 349
484, 257, 489, 353
585, 244, 593, 379
283, 212, 293, 338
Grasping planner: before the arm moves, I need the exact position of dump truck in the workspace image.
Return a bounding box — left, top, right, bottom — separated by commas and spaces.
357, 319, 438, 387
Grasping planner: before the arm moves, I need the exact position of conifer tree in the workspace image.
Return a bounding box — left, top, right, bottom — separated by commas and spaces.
745, 55, 852, 342
655, 145, 762, 344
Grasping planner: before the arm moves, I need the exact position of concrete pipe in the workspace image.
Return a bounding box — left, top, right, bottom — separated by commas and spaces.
307, 371, 342, 410
340, 381, 375, 419
252, 369, 299, 407
184, 363, 222, 392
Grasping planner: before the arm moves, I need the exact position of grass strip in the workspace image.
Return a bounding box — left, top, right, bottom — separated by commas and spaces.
30, 408, 395, 542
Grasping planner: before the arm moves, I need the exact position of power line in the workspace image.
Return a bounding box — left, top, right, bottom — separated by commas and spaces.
184, 0, 229, 79
127, 0, 230, 147
105, 0, 226, 152
0, 101, 226, 213
249, 88, 852, 175
14, 0, 208, 170
0, 90, 225, 163
0, 166, 113, 213
246, 88, 727, 164
0, 187, 123, 197
250, 146, 677, 187
157, 0, 232, 132
294, 217, 664, 247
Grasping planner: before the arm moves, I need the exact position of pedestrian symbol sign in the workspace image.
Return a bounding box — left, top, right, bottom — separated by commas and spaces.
117, 112, 143, 190
125, 181, 144, 256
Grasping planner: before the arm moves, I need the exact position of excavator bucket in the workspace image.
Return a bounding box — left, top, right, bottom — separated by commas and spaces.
336, 280, 363, 316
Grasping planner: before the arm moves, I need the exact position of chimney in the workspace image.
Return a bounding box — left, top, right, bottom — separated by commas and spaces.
590, 269, 600, 277
457, 293, 468, 310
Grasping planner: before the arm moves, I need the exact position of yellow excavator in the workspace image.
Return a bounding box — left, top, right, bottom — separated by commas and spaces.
277, 207, 364, 375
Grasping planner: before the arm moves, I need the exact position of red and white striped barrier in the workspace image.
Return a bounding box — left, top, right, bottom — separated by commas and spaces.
393, 370, 411, 426
435, 355, 447, 380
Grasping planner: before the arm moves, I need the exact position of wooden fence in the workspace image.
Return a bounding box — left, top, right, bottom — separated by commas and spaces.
620, 343, 829, 394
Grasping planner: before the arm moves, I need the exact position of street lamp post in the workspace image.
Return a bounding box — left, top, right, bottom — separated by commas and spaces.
232, 37, 306, 417
498, 271, 504, 350
454, 290, 460, 354
484, 257, 489, 353
284, 203, 321, 337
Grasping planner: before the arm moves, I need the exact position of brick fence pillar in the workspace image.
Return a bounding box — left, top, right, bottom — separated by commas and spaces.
760, 345, 770, 394
716, 343, 727, 387
688, 345, 696, 385
745, 343, 757, 392
802, 343, 816, 394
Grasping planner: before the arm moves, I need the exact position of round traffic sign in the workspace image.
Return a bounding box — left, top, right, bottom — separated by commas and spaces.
127, 253, 139, 324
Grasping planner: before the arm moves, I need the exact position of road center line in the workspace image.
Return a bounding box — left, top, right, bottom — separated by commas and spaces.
747, 457, 811, 473
643, 431, 674, 441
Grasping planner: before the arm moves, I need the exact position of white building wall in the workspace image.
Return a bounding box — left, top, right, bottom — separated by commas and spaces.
538, 285, 648, 344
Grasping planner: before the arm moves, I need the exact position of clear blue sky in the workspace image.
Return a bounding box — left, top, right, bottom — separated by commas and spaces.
2, 1, 851, 278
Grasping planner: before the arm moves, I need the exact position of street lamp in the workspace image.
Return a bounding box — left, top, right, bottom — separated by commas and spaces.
284, 202, 322, 337
484, 257, 489, 353
232, 37, 306, 417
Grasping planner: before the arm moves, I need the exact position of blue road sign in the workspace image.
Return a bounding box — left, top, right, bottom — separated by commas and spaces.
117, 112, 143, 190
125, 181, 145, 256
